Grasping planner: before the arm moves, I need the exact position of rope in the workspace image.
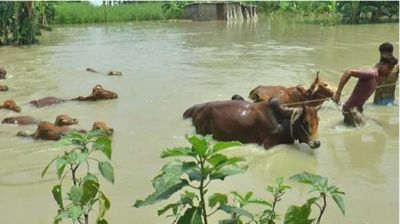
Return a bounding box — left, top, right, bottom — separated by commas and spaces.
281, 82, 398, 107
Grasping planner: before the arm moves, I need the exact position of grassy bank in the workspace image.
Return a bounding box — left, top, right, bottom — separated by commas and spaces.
52, 2, 169, 24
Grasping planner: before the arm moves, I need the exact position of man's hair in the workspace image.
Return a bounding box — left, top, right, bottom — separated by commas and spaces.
379, 42, 394, 54
380, 55, 398, 67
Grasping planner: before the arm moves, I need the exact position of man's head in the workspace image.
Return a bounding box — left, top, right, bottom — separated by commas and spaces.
378, 55, 398, 77
379, 42, 394, 57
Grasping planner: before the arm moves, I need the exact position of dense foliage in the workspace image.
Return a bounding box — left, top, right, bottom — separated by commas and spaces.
256, 1, 399, 24
0, 1, 55, 46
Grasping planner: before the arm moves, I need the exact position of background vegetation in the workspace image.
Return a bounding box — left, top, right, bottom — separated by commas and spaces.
1, 1, 398, 46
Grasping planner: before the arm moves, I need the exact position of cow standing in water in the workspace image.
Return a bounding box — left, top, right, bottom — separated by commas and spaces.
183, 98, 321, 149
249, 72, 336, 107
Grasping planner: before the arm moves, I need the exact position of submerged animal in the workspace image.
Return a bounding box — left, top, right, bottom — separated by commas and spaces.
183, 98, 321, 149
0, 85, 8, 91
28, 85, 118, 107
0, 100, 21, 112
86, 68, 122, 76
0, 67, 6, 79
71, 84, 118, 101
2, 116, 39, 125
17, 120, 113, 141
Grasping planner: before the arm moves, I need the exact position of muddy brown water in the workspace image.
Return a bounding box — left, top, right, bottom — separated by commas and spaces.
0, 19, 398, 223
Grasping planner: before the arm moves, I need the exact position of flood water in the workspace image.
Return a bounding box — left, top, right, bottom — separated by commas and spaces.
0, 18, 398, 223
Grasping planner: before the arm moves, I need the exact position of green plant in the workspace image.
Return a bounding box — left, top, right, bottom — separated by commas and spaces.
133, 135, 247, 224
42, 130, 114, 224
218, 173, 345, 224
286, 172, 345, 224
161, 1, 186, 19
219, 177, 291, 224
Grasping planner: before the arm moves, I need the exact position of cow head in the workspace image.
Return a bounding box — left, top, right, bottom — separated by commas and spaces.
92, 122, 114, 136
0, 67, 6, 79
1, 100, 21, 112
305, 72, 336, 104
290, 104, 321, 149
55, 114, 78, 126
92, 85, 118, 99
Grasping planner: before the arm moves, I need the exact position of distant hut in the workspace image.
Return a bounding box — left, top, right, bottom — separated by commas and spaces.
183, 2, 258, 21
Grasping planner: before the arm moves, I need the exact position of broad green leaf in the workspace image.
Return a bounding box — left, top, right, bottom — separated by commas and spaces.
157, 203, 180, 216
68, 205, 82, 222
177, 207, 203, 224
266, 186, 274, 193
230, 191, 246, 204
182, 162, 202, 182
70, 186, 84, 205
187, 135, 208, 156
76, 152, 88, 164
42, 156, 59, 177
306, 197, 320, 206
208, 193, 227, 208
81, 179, 99, 205
98, 161, 114, 184
154, 160, 197, 191
99, 191, 111, 218
96, 218, 109, 224
83, 173, 99, 183
133, 180, 189, 207
180, 191, 198, 206
247, 198, 272, 207
56, 157, 68, 179
213, 141, 242, 153
52, 185, 63, 209
160, 147, 195, 158
86, 129, 107, 140
54, 138, 73, 147
210, 164, 248, 181
332, 193, 345, 215
93, 136, 112, 160
244, 192, 253, 201
289, 172, 324, 186
207, 154, 228, 167
219, 205, 253, 219
283, 204, 314, 224
276, 176, 284, 185
327, 186, 339, 194
69, 151, 79, 163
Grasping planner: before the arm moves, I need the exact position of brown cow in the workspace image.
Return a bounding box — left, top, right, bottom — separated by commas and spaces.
183, 98, 321, 149
55, 114, 78, 126
0, 85, 8, 91
17, 121, 113, 141
29, 97, 66, 108
72, 85, 118, 101
0, 67, 6, 79
3, 114, 77, 126
0, 100, 21, 112
2, 116, 39, 125
249, 72, 336, 107
28, 85, 118, 107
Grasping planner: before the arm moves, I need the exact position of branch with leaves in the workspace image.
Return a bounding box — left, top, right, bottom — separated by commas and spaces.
42, 130, 114, 224
133, 135, 247, 224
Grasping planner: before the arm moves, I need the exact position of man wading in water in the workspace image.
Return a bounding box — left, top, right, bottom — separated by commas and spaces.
373, 42, 399, 105
333, 54, 398, 127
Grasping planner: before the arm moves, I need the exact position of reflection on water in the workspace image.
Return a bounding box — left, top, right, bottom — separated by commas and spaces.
0, 18, 398, 224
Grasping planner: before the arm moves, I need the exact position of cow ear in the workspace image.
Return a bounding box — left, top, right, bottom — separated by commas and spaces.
316, 71, 320, 80
315, 105, 322, 111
